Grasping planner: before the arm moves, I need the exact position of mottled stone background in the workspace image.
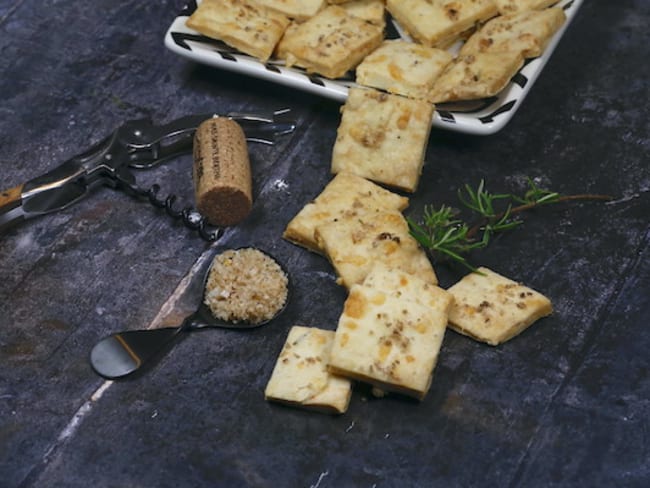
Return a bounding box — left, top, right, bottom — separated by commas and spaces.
0, 1, 648, 487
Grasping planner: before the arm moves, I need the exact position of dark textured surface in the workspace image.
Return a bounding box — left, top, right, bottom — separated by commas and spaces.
1, 1, 648, 487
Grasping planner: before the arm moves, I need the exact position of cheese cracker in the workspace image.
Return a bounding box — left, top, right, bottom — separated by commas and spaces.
356, 40, 453, 100
386, 0, 498, 48
329, 283, 452, 400
428, 51, 524, 103
447, 267, 553, 345
460, 7, 566, 58
254, 0, 326, 21
283, 172, 409, 253
276, 5, 384, 79
495, 0, 560, 15
362, 262, 448, 310
265, 325, 352, 414
331, 87, 433, 193
186, 0, 290, 62
338, 0, 386, 26
314, 208, 438, 288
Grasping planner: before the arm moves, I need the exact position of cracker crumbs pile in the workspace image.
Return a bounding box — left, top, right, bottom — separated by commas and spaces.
204, 248, 288, 325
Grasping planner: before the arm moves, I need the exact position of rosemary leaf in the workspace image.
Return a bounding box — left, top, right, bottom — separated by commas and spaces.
409, 178, 613, 271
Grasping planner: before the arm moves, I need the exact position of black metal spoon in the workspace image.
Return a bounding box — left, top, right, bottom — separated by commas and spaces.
90, 249, 289, 379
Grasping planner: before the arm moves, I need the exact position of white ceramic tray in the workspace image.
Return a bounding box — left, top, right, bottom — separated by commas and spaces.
165, 0, 582, 135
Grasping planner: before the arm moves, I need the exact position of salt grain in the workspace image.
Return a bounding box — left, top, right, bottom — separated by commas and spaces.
204, 248, 288, 324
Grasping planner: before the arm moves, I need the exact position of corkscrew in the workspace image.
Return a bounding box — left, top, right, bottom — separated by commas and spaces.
118, 180, 223, 242
0, 110, 296, 239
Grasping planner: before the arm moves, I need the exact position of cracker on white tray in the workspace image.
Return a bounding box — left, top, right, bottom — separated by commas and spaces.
428, 51, 524, 103
386, 0, 498, 48
356, 40, 453, 99
460, 7, 566, 58
276, 5, 384, 79
495, 0, 560, 15
338, 0, 386, 25
254, 0, 326, 22
186, 0, 290, 62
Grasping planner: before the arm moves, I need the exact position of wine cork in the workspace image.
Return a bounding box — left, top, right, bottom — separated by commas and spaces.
193, 117, 253, 227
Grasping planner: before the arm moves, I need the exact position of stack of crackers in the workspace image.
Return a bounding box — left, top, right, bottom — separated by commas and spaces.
186, 0, 567, 103
264, 173, 553, 414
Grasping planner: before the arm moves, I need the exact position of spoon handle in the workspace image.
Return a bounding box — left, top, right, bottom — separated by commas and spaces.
90, 326, 185, 379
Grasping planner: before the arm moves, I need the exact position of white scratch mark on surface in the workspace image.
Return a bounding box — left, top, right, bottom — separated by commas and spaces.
310, 470, 329, 488
15, 231, 34, 251
40, 250, 215, 470
313, 271, 337, 281
272, 179, 290, 192
52, 380, 113, 449
147, 250, 213, 329
345, 420, 355, 433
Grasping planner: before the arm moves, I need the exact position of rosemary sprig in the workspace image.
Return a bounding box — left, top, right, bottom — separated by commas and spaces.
408, 178, 613, 272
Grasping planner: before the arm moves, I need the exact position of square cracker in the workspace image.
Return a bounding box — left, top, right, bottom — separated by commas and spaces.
186, 0, 290, 62
356, 40, 453, 100
446, 267, 553, 345
254, 0, 326, 22
386, 0, 498, 48
495, 0, 560, 14
265, 325, 352, 414
428, 51, 524, 103
362, 262, 450, 311
283, 172, 409, 253
337, 0, 386, 26
460, 7, 566, 58
331, 87, 433, 193
314, 208, 438, 288
328, 283, 452, 400
276, 5, 384, 79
